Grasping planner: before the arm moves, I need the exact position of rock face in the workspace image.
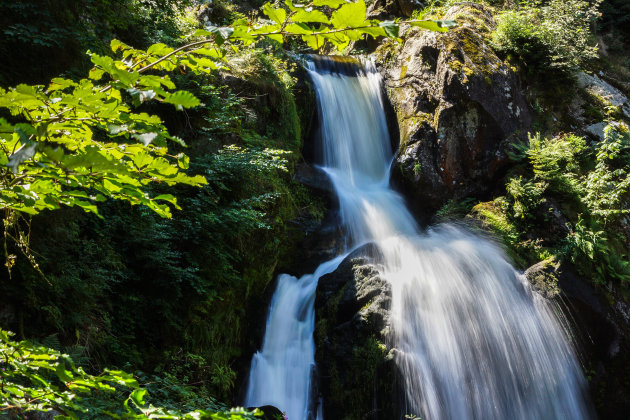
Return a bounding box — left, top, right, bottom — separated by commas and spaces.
524, 260, 630, 417
367, 0, 420, 19
314, 244, 400, 420
376, 4, 532, 220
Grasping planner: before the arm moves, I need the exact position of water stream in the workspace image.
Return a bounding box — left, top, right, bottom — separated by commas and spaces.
245, 56, 593, 420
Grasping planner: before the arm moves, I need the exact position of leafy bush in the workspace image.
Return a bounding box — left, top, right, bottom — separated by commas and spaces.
0, 329, 258, 419
493, 123, 630, 285
492, 0, 602, 75
505, 176, 546, 220
0, 0, 198, 85
0, 1, 455, 415
583, 123, 630, 221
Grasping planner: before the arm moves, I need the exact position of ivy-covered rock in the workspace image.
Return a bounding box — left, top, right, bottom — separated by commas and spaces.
376, 4, 532, 220
314, 244, 399, 420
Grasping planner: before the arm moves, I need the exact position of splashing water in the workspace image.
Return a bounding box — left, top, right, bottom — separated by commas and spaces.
245, 56, 593, 419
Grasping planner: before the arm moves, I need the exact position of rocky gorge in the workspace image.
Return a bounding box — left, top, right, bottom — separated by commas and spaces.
289, 2, 630, 419
1, 0, 629, 418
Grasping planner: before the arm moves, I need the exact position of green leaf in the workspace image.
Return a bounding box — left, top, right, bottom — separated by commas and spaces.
292, 9, 330, 24
110, 39, 130, 52
55, 363, 74, 383
194, 26, 235, 46
177, 153, 190, 169
323, 31, 350, 50
48, 78, 77, 91
359, 26, 387, 38
15, 84, 41, 98
148, 157, 178, 176
129, 389, 147, 407
285, 23, 313, 35
303, 34, 325, 50
154, 194, 180, 209
147, 43, 174, 56
379, 20, 399, 38
163, 91, 201, 109
331, 0, 366, 28
89, 67, 105, 80
90, 54, 115, 72
262, 2, 287, 24
266, 33, 284, 43
313, 0, 348, 9
408, 19, 456, 33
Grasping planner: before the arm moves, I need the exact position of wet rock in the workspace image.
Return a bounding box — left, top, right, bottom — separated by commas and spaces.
294, 162, 333, 193
314, 244, 399, 420
524, 258, 561, 299
376, 4, 532, 220
367, 0, 421, 19
248, 405, 285, 420
524, 260, 630, 417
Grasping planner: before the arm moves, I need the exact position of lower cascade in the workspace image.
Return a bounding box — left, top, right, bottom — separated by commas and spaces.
245, 56, 593, 419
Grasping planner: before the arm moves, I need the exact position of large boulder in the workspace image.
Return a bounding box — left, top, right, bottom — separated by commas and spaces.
314, 244, 400, 420
376, 4, 532, 220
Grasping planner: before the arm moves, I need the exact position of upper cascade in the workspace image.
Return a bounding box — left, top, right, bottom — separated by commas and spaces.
305, 54, 368, 77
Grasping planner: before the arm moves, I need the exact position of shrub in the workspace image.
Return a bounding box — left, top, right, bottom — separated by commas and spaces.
496, 123, 630, 285
492, 0, 602, 75
505, 176, 547, 220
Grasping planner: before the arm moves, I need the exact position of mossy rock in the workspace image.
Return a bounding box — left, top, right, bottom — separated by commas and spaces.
377, 3, 533, 221
314, 244, 400, 420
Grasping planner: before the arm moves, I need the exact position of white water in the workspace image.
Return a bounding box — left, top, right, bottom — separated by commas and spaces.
245, 57, 593, 419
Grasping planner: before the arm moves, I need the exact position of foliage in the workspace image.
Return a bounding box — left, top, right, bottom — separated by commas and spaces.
435, 197, 478, 220
505, 176, 546, 220
0, 47, 315, 410
411, 0, 503, 20
0, 329, 258, 419
483, 123, 630, 285
470, 199, 552, 268
0, 0, 454, 221
0, 0, 198, 86
492, 0, 602, 75
583, 123, 630, 220
206, 0, 456, 52
599, 0, 630, 43
0, 1, 457, 417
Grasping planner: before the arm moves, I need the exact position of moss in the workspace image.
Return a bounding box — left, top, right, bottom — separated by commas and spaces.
227, 48, 302, 156
526, 258, 561, 298
441, 24, 502, 82
413, 162, 423, 177
398, 111, 435, 148
436, 197, 478, 220
449, 59, 475, 77
374, 38, 402, 68
328, 336, 388, 420
468, 199, 552, 269
399, 65, 408, 79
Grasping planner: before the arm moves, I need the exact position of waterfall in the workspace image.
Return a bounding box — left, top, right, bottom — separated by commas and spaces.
245, 56, 593, 419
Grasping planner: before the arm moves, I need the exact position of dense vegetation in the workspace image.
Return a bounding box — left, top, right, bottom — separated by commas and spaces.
1, 0, 629, 418
0, 0, 453, 418
431, 0, 630, 295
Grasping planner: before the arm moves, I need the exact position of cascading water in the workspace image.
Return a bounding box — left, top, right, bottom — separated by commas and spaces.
245, 256, 345, 420
245, 56, 593, 419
